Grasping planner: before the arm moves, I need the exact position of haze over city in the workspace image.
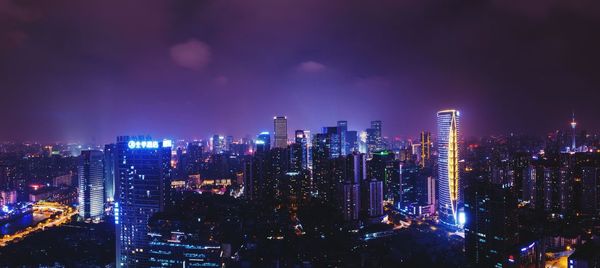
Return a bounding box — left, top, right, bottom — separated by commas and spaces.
1, 0, 600, 142
1, 1, 600, 268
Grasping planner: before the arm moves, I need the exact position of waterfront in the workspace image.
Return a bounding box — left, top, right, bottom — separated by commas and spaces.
1, 212, 48, 236
0, 202, 77, 247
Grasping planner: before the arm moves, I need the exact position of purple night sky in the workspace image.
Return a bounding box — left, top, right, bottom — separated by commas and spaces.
1, 0, 599, 143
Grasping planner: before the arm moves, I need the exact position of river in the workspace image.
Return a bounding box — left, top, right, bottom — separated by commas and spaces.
0, 212, 48, 236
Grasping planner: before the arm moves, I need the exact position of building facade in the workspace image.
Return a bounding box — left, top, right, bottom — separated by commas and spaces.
274, 116, 288, 148
78, 150, 104, 220
437, 109, 461, 226
115, 136, 172, 267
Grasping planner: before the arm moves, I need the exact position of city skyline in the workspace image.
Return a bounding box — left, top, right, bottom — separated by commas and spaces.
0, 111, 592, 145
1, 1, 600, 267
1, 1, 600, 142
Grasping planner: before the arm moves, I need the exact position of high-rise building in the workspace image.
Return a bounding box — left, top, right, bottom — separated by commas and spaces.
346, 130, 358, 154
337, 121, 348, 156
294, 130, 308, 169
347, 152, 367, 184
363, 179, 384, 219
581, 167, 600, 216
366, 121, 383, 158
340, 153, 365, 222
243, 155, 266, 201
289, 142, 304, 172
371, 120, 382, 138
372, 120, 383, 150
366, 128, 377, 157
186, 141, 204, 175
225, 135, 234, 152
78, 150, 104, 220
399, 164, 435, 216
147, 214, 222, 267
341, 182, 361, 221
274, 116, 288, 148
211, 135, 224, 154
437, 109, 461, 226
303, 130, 313, 170
368, 150, 397, 202
115, 136, 172, 267
312, 133, 333, 202
256, 132, 271, 154
359, 131, 368, 154
420, 131, 432, 167
464, 180, 521, 267
104, 144, 116, 202
323, 126, 341, 158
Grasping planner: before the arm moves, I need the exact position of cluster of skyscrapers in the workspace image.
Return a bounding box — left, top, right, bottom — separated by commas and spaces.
67, 109, 600, 267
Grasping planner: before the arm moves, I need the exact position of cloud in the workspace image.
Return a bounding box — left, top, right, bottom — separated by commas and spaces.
169, 39, 211, 70
297, 61, 326, 73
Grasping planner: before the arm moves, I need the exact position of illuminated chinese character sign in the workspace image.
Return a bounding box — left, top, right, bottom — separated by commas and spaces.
127, 139, 172, 149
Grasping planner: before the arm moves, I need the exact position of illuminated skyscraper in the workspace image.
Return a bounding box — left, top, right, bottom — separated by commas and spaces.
274, 116, 288, 148
78, 150, 104, 220
294, 130, 308, 169
115, 136, 172, 267
366, 120, 382, 158
104, 143, 116, 202
323, 126, 341, 158
359, 131, 368, 154
420, 131, 432, 167
303, 130, 312, 169
437, 109, 461, 226
225, 135, 234, 152
346, 130, 358, 153
256, 132, 271, 154
211, 134, 224, 154
371, 120, 383, 150
337, 121, 348, 156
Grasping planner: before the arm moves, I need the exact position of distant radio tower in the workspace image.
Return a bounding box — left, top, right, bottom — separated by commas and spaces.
570, 112, 577, 152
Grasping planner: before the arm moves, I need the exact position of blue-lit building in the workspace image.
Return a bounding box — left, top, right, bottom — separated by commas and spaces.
399, 164, 434, 216
437, 109, 461, 226
323, 126, 341, 158
211, 135, 224, 154
78, 150, 104, 220
147, 217, 221, 268
365, 132, 377, 158
294, 130, 308, 170
337, 121, 348, 156
115, 136, 172, 267
346, 130, 358, 154
366, 120, 383, 158
256, 132, 271, 154
104, 143, 116, 202
464, 179, 520, 267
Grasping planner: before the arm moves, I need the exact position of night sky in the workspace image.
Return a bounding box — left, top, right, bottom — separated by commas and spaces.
1, 0, 599, 143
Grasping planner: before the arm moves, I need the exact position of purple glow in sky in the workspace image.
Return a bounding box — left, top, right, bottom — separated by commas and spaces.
1, 0, 599, 143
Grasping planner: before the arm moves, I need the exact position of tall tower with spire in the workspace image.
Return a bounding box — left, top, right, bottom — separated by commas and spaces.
570, 112, 577, 152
